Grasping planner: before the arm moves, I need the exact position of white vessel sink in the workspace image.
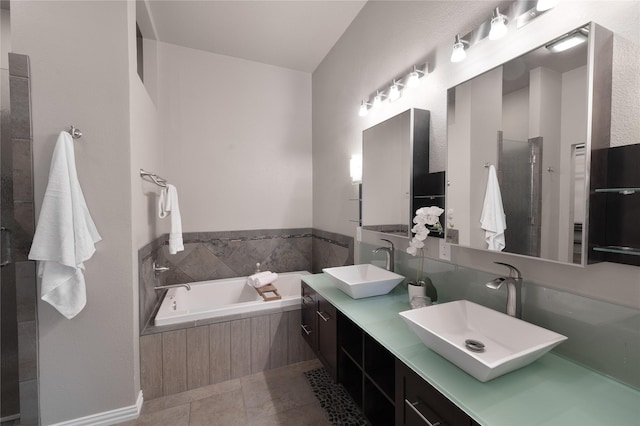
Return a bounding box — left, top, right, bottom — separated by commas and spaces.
399, 300, 567, 382
323, 264, 404, 299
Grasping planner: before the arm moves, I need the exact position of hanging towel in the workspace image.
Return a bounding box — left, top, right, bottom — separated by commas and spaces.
247, 271, 278, 288
159, 184, 184, 254
480, 165, 507, 251
28, 131, 101, 319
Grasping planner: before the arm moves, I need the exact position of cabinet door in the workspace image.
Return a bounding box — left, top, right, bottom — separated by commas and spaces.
316, 296, 338, 381
300, 283, 317, 351
398, 360, 474, 426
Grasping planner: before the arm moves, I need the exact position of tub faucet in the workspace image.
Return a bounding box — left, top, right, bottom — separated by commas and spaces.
485, 262, 523, 319
373, 239, 395, 272
154, 283, 191, 291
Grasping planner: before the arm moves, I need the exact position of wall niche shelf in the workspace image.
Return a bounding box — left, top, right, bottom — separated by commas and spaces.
589, 143, 640, 267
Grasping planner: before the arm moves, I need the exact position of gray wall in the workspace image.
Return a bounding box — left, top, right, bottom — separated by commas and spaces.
12, 2, 136, 424
312, 1, 640, 308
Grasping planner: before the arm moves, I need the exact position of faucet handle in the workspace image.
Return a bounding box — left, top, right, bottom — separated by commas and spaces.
494, 261, 522, 279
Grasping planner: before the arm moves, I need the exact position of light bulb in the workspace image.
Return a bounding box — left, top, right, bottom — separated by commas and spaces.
407, 71, 420, 88
489, 9, 508, 40
389, 82, 401, 101
358, 100, 369, 117
536, 0, 559, 11
372, 92, 384, 109
350, 154, 362, 184
406, 66, 424, 88
450, 35, 466, 63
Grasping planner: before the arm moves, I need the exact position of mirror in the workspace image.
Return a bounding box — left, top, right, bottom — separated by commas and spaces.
363, 109, 443, 238
446, 23, 606, 265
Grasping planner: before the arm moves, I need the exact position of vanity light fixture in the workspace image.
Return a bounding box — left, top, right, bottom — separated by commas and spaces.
450, 34, 467, 63
388, 80, 403, 102
372, 91, 386, 109
545, 29, 588, 52
536, 0, 559, 12
350, 154, 362, 184
356, 62, 428, 117
358, 100, 371, 117
489, 7, 508, 40
406, 66, 425, 88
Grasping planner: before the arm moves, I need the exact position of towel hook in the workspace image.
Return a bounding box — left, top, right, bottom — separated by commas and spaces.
68, 125, 82, 139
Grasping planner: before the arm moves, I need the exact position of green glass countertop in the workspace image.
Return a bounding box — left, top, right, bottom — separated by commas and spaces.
302, 274, 640, 426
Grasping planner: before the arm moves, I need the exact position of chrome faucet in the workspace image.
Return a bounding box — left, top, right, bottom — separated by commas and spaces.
485, 262, 523, 318
373, 239, 395, 272
153, 261, 170, 278
154, 283, 191, 291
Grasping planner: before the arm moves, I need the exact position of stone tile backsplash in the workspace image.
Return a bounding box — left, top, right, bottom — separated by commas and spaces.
139, 228, 353, 333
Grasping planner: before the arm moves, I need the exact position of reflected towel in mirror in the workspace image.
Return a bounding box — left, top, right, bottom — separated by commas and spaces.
480, 165, 507, 251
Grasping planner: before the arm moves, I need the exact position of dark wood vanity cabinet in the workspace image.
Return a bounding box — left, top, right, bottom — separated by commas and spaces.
301, 282, 337, 381
396, 360, 478, 426
302, 282, 477, 425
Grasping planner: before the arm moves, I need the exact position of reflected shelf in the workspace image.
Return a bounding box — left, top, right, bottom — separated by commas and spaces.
594, 188, 639, 194
592, 246, 640, 256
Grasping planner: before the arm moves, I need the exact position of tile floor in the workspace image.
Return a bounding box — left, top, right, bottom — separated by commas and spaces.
118, 359, 331, 426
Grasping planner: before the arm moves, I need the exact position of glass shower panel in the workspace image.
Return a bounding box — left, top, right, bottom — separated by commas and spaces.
498, 137, 542, 257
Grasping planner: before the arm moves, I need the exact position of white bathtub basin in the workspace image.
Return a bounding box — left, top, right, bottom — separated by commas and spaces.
399, 300, 567, 382
323, 264, 404, 299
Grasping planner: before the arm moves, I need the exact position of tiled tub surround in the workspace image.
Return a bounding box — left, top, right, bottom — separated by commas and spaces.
139, 228, 353, 333
138, 228, 350, 400
360, 242, 640, 390
139, 310, 316, 400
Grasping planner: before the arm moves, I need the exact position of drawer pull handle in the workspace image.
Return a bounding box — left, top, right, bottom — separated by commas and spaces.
0, 226, 11, 268
405, 399, 441, 426
300, 324, 312, 335
302, 295, 314, 304
317, 311, 331, 322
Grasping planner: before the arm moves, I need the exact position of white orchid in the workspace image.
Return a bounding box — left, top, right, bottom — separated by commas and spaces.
406, 206, 445, 281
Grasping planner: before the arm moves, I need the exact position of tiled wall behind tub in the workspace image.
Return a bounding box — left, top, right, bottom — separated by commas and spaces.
311, 228, 354, 273
139, 228, 354, 333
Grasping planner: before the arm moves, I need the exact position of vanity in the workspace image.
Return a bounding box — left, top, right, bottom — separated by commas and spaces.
301, 274, 640, 426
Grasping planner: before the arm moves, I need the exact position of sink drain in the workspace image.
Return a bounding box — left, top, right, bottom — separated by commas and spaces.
465, 339, 485, 353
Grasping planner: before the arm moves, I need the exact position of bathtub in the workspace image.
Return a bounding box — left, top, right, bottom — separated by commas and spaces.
154, 271, 309, 326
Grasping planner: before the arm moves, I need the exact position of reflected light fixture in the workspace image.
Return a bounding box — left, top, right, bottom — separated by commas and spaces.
536, 0, 559, 12
358, 100, 370, 117
489, 7, 508, 40
350, 154, 362, 184
388, 80, 403, 101
450, 34, 467, 63
545, 29, 588, 52
406, 66, 425, 88
372, 91, 385, 109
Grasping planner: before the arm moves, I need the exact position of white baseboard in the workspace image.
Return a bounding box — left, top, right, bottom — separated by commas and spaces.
50, 390, 143, 426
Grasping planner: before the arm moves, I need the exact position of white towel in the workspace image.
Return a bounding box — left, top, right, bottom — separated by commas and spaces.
480, 165, 507, 251
247, 271, 278, 288
28, 131, 101, 319
159, 184, 184, 254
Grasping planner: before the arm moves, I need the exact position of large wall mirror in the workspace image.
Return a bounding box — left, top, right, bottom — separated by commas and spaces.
446, 22, 613, 265
362, 109, 443, 238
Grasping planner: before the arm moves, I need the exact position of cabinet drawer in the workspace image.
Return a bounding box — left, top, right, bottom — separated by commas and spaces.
399, 360, 474, 426
300, 303, 316, 351
317, 298, 338, 381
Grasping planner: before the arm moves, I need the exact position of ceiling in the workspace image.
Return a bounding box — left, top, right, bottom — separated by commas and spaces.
146, 0, 367, 73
